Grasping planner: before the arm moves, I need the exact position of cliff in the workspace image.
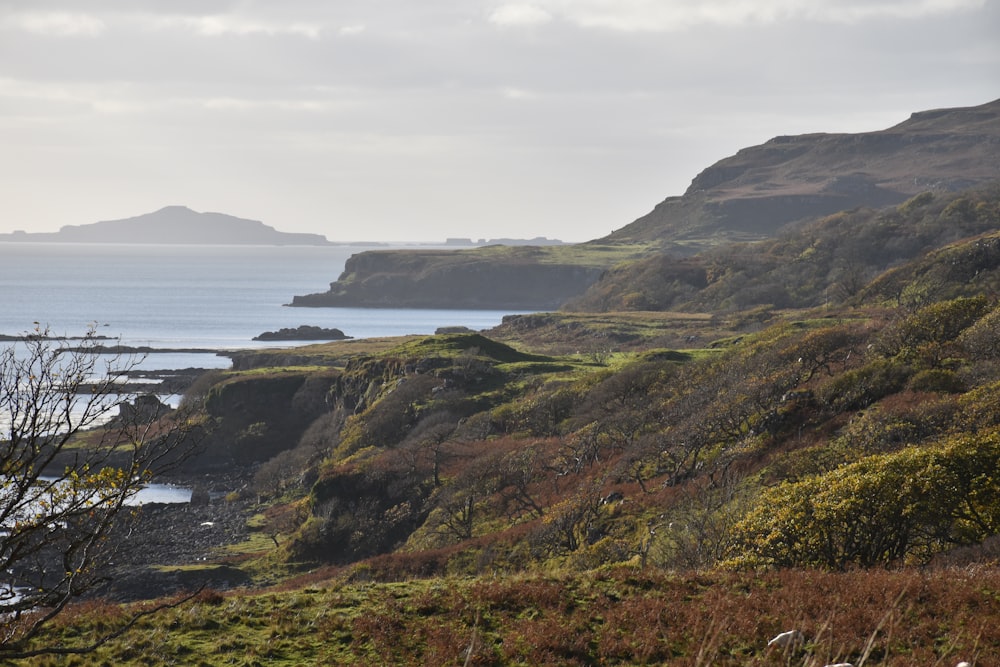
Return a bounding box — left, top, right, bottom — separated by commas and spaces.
288, 245, 639, 310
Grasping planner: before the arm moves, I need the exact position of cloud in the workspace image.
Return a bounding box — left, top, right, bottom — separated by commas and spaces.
493, 0, 987, 31
489, 4, 554, 27
0, 0, 995, 241
150, 14, 323, 39
500, 87, 538, 100
199, 96, 335, 112
2, 11, 106, 36
0, 76, 153, 116
810, 0, 987, 23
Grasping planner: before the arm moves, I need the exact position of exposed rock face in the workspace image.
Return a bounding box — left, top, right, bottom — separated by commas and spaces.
289, 248, 605, 310
607, 98, 1000, 249
189, 371, 340, 469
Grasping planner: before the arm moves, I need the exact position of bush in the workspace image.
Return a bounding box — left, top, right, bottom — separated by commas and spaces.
817, 358, 911, 412
729, 430, 1000, 568
958, 304, 1000, 360
832, 391, 958, 457
907, 368, 965, 393
874, 296, 991, 365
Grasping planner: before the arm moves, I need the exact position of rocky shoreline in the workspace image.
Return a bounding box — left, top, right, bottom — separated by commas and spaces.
100, 483, 256, 601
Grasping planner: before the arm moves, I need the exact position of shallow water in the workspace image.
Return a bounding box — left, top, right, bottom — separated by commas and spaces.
132, 483, 192, 504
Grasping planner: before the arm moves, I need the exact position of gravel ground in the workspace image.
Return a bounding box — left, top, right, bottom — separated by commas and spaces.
98, 492, 258, 600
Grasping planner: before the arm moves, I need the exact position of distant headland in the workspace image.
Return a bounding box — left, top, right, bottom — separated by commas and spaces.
0, 206, 332, 246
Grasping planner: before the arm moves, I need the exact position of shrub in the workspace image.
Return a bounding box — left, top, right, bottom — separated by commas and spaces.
874, 295, 991, 365
817, 358, 911, 412
907, 368, 965, 393
729, 430, 1000, 569
833, 391, 958, 456
958, 304, 1000, 360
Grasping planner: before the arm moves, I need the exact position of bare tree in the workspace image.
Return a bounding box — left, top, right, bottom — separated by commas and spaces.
435, 487, 477, 542
495, 447, 546, 522
0, 327, 197, 657
399, 411, 458, 488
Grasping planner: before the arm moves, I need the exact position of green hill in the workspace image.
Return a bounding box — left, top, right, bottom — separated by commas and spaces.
567, 184, 1000, 312
25, 239, 1000, 662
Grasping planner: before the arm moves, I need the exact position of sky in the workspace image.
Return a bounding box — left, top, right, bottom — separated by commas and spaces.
1, 1, 998, 243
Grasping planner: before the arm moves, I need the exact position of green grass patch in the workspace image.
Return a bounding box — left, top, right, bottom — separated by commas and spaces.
225, 365, 332, 376
363, 242, 655, 270
386, 332, 552, 363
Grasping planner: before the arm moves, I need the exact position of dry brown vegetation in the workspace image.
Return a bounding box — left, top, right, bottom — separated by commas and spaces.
21, 566, 998, 665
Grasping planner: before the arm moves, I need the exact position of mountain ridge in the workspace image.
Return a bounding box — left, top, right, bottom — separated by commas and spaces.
606, 97, 1000, 249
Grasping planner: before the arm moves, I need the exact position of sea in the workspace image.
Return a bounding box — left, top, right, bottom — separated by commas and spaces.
2, 243, 484, 507
0, 242, 525, 371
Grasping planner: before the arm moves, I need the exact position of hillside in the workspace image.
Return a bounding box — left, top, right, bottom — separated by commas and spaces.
14, 103, 1000, 664
28, 217, 1000, 661
568, 184, 1000, 312
120, 190, 1000, 581
289, 98, 1000, 310
1, 205, 331, 245
606, 97, 1000, 248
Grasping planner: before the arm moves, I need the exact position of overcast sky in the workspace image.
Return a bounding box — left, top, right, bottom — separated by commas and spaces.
1, 1, 997, 242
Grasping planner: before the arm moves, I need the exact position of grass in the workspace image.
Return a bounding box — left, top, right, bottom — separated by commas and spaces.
220, 529, 277, 559
349, 242, 656, 271
223, 365, 333, 376
487, 310, 732, 356
18, 566, 998, 665
386, 332, 551, 363
229, 336, 426, 370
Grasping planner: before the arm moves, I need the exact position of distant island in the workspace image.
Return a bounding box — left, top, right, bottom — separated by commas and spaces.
0, 206, 569, 247
0, 206, 332, 246
252, 325, 351, 342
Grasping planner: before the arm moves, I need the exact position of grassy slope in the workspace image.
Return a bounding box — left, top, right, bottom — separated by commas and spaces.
603, 98, 1000, 246
339, 242, 655, 271
26, 567, 998, 665
24, 294, 1000, 662
291, 242, 657, 309
570, 185, 1000, 313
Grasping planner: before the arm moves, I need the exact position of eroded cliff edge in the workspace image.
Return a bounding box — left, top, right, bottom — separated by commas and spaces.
288, 245, 626, 310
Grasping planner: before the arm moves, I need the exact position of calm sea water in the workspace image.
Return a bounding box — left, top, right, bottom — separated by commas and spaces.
0, 243, 524, 370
